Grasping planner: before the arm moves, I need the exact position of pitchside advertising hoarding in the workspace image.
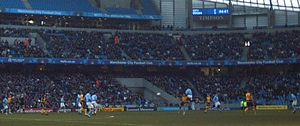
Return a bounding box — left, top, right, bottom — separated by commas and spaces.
256, 105, 288, 110
157, 107, 186, 111
20, 106, 290, 113
99, 107, 124, 112
125, 107, 157, 111
24, 108, 54, 113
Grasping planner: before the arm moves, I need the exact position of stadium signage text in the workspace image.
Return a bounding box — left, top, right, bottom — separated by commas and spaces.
157, 107, 187, 111
59, 60, 76, 64
192, 8, 230, 15
7, 58, 25, 63
24, 108, 54, 113
0, 57, 296, 66
125, 107, 156, 111
3, 8, 162, 20
256, 105, 288, 110
193, 15, 230, 21
99, 107, 124, 112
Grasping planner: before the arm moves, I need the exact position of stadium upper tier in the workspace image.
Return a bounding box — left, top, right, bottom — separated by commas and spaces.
1, 27, 300, 61
0, 0, 26, 8
140, 0, 160, 15
201, 0, 300, 11
28, 0, 103, 13
105, 7, 137, 15
0, 0, 160, 16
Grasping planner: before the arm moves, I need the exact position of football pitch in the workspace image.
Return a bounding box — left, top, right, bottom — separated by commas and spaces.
0, 110, 299, 126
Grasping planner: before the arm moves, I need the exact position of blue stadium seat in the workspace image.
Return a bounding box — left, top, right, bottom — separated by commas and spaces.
0, 0, 26, 8
28, 0, 102, 13
105, 7, 137, 15
139, 0, 159, 15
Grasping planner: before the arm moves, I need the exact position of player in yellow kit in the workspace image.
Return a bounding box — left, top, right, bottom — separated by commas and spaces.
244, 90, 256, 115
78, 93, 87, 115
178, 93, 188, 115
204, 93, 211, 113
41, 94, 48, 115
7, 94, 12, 114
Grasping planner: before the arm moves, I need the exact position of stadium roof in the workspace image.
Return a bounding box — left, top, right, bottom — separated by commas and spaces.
204, 0, 300, 11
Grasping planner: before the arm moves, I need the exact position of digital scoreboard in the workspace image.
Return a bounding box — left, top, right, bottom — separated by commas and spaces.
192, 8, 230, 15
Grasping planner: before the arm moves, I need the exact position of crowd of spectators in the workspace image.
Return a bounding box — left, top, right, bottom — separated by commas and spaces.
117, 32, 185, 61
142, 73, 190, 98
248, 30, 300, 60
0, 71, 146, 111
182, 32, 245, 60
243, 69, 300, 105
0, 71, 56, 109
190, 71, 243, 103
0, 27, 47, 58
41, 29, 126, 60
0, 68, 299, 111
1, 26, 300, 108
1, 27, 300, 61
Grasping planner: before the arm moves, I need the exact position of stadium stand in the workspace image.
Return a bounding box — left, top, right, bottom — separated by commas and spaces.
1, 25, 300, 106
243, 70, 300, 105
0, 71, 146, 109
105, 7, 138, 15
118, 32, 185, 60
139, 0, 159, 15
143, 73, 190, 98
182, 32, 244, 60
2, 26, 300, 61
40, 29, 125, 59
190, 74, 243, 102
248, 30, 300, 60
28, 0, 103, 13
0, 0, 26, 8
0, 27, 48, 58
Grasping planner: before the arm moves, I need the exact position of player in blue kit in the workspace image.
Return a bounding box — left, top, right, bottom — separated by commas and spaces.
185, 88, 193, 101
58, 95, 66, 113
76, 94, 82, 109
84, 91, 93, 118
2, 95, 8, 115
91, 93, 98, 115
185, 88, 194, 110
212, 93, 223, 112
290, 92, 298, 114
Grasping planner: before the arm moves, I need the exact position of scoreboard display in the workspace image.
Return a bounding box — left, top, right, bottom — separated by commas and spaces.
192, 8, 230, 15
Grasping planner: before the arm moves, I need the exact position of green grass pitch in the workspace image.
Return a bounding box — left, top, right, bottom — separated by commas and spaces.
0, 110, 299, 126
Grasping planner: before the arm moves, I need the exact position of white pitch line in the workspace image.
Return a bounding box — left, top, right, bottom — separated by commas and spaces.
0, 116, 153, 126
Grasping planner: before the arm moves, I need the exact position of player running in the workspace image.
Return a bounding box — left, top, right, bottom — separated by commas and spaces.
290, 92, 298, 114
76, 94, 82, 109
7, 94, 12, 114
212, 93, 223, 112
91, 93, 98, 115
244, 90, 256, 115
18, 93, 26, 113
58, 95, 66, 113
41, 94, 48, 115
2, 95, 8, 115
204, 93, 211, 113
178, 93, 188, 115
78, 92, 87, 115
185, 88, 193, 101
84, 91, 93, 118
